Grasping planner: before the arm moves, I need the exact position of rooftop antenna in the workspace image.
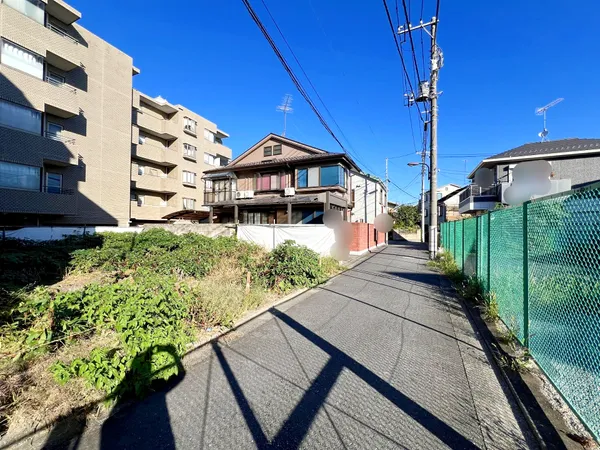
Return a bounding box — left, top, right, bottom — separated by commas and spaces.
276, 94, 293, 137
535, 98, 564, 142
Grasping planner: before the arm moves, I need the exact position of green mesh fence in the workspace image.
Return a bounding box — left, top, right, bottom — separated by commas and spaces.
463, 218, 477, 277
478, 214, 489, 292
438, 183, 600, 440
449, 221, 456, 259
489, 206, 525, 342
526, 188, 600, 439
455, 220, 463, 271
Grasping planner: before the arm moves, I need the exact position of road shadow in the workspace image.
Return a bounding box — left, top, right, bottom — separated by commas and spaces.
41, 345, 185, 450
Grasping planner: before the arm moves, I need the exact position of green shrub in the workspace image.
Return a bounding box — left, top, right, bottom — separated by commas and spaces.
262, 241, 327, 292
0, 235, 101, 290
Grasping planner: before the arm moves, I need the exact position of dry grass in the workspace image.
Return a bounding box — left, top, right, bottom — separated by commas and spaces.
187, 258, 271, 329
1, 330, 117, 441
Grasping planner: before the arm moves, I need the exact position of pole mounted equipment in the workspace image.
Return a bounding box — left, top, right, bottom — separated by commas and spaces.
535, 98, 563, 142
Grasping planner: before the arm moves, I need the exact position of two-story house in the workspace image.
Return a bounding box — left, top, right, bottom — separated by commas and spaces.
202, 134, 360, 224
349, 171, 387, 223
460, 138, 600, 214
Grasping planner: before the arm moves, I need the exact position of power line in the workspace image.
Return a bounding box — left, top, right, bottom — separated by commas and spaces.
308, 0, 385, 151
252, 0, 380, 176
389, 179, 419, 200
400, 0, 422, 84
242, 0, 374, 177
381, 0, 423, 122
241, 0, 346, 153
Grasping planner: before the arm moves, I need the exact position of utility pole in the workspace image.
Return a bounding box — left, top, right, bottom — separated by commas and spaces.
420, 147, 426, 243
399, 17, 442, 259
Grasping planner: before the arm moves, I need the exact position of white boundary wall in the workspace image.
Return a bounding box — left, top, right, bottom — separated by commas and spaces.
237, 224, 336, 256
3, 226, 142, 241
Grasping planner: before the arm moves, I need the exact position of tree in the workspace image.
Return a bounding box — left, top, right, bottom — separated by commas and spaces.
392, 204, 420, 230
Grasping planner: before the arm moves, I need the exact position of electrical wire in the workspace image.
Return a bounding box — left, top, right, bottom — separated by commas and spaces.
381, 0, 423, 122
245, 0, 380, 177
240, 0, 346, 153
400, 0, 422, 85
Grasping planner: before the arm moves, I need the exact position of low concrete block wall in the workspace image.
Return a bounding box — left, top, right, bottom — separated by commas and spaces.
143, 223, 235, 238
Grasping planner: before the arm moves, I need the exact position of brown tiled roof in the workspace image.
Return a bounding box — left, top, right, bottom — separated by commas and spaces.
204, 152, 354, 173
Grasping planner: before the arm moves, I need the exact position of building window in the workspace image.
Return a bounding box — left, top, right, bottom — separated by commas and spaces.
0, 99, 41, 135
137, 194, 145, 206
183, 143, 197, 160
204, 153, 216, 165
138, 134, 146, 145
1, 40, 44, 79
0, 161, 40, 191
321, 165, 345, 187
205, 179, 213, 190
46, 122, 63, 140
307, 167, 319, 187
137, 165, 145, 175
272, 144, 282, 155
46, 72, 65, 86
3, 0, 45, 25
183, 198, 196, 210
204, 129, 215, 143
264, 146, 272, 157
184, 117, 197, 134
45, 172, 62, 193
182, 170, 196, 185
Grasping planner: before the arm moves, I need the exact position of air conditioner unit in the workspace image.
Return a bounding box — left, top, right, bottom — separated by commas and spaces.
245, 190, 254, 199
235, 191, 244, 199
284, 187, 296, 197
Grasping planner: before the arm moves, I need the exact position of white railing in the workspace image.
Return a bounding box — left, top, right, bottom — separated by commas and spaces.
44, 131, 75, 145
45, 75, 76, 93
46, 22, 79, 45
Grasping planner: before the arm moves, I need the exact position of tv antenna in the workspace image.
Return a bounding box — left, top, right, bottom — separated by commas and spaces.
276, 94, 293, 137
535, 98, 564, 142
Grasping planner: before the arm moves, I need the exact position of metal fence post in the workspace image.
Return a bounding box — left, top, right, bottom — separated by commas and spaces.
523, 202, 530, 348
475, 216, 479, 280
487, 211, 491, 294
462, 219, 465, 273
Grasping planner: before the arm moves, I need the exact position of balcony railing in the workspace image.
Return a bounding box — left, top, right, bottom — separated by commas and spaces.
46, 22, 79, 45
183, 148, 197, 160
204, 189, 235, 204
459, 184, 499, 203
42, 185, 75, 195
44, 131, 76, 145
45, 75, 77, 93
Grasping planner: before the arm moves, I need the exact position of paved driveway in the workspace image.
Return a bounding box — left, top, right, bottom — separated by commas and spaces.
49, 242, 536, 449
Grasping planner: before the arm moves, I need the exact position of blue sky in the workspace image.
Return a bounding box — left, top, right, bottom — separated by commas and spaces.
69, 0, 599, 204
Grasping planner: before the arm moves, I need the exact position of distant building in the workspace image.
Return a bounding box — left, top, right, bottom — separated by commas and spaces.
439, 186, 467, 223
349, 171, 387, 224
460, 138, 600, 214
130, 92, 231, 223
202, 134, 359, 224
419, 184, 462, 221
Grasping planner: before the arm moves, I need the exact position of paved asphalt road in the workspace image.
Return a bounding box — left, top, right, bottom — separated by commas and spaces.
41, 241, 536, 449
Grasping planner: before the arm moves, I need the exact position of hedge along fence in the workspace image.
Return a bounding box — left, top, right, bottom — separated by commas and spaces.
441, 182, 600, 441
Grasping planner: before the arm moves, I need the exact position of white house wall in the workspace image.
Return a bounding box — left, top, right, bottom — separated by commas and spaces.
350, 173, 388, 224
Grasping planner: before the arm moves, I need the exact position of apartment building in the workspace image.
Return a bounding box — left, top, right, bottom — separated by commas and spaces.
130, 91, 231, 223
0, 0, 136, 226
0, 0, 231, 226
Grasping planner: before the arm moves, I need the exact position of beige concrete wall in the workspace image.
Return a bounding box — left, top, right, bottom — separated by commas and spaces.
0, 3, 134, 226
235, 138, 316, 165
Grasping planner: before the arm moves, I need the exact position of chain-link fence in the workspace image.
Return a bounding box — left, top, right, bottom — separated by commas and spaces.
440, 183, 600, 441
